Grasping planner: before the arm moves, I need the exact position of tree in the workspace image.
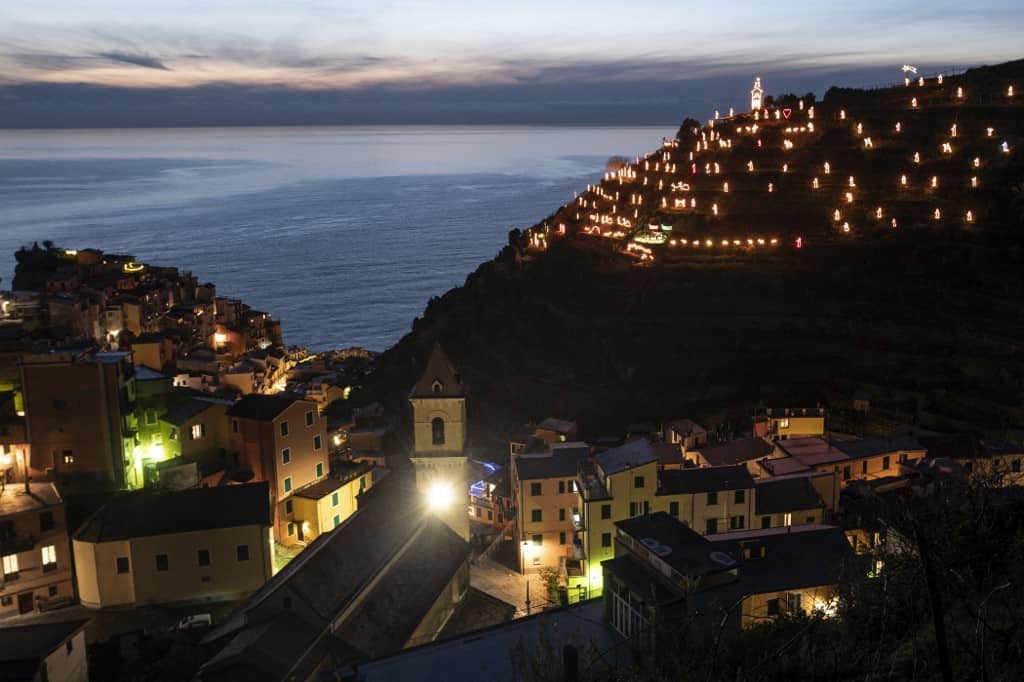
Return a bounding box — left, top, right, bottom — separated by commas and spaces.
675, 118, 701, 140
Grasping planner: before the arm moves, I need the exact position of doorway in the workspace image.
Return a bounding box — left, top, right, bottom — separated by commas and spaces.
17, 592, 33, 615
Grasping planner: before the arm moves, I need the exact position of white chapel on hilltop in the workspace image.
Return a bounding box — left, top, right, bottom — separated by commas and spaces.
751, 77, 764, 110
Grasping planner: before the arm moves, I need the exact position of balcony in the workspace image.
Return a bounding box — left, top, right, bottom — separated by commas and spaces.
572, 537, 586, 560
0, 532, 35, 556
572, 511, 585, 532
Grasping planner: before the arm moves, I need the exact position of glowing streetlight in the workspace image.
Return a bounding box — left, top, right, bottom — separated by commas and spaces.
426, 481, 455, 511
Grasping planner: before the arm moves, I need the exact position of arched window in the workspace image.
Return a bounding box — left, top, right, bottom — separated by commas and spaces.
432, 380, 443, 394
432, 417, 445, 446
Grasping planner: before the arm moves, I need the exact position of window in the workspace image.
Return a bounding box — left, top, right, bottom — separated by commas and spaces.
283, 477, 292, 493
155, 554, 169, 572
331, 492, 340, 507
333, 514, 341, 528
787, 593, 803, 613
778, 418, 790, 429
487, 510, 493, 520
432, 380, 443, 394
629, 501, 648, 517
232, 419, 239, 433
531, 509, 542, 522
145, 410, 157, 425
767, 598, 780, 616
313, 435, 322, 451
882, 456, 890, 470
843, 466, 851, 481
281, 448, 291, 465
601, 504, 611, 519
570, 480, 578, 493
284, 499, 293, 515
49, 585, 58, 597
601, 532, 611, 548
532, 534, 543, 546
62, 450, 74, 465
41, 545, 57, 570
40, 511, 54, 532
559, 508, 566, 521
431, 417, 445, 445
634, 475, 644, 489
761, 516, 771, 529
899, 452, 908, 464
280, 420, 289, 437
530, 482, 542, 496
191, 423, 205, 440
730, 515, 745, 530
288, 522, 295, 537
705, 519, 718, 535
475, 507, 481, 517
734, 489, 745, 504
198, 549, 210, 567
305, 410, 314, 427
669, 501, 679, 517
315, 462, 324, 478
237, 545, 250, 562
558, 481, 565, 494
559, 532, 567, 545
2, 554, 19, 577
707, 491, 718, 505
116, 557, 130, 574
861, 460, 868, 475
783, 512, 792, 526
169, 428, 178, 441
806, 516, 815, 524
1013, 459, 1021, 473
0, 596, 10, 606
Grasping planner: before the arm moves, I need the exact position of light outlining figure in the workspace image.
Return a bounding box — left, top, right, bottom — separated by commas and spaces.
750, 76, 764, 110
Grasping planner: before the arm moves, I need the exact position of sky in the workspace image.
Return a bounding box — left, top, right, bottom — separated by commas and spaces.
0, 0, 1021, 126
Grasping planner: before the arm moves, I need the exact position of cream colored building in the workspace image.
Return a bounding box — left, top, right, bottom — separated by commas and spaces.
0, 619, 89, 682
0, 483, 74, 618
290, 461, 374, 543
753, 407, 826, 440
73, 482, 272, 608
408, 345, 469, 541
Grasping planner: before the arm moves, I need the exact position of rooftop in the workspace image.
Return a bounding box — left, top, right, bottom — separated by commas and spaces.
595, 438, 659, 475
225, 393, 302, 421
75, 482, 271, 542
0, 619, 88, 677
0, 483, 63, 517
513, 446, 588, 481
537, 417, 576, 434
615, 512, 733, 579
696, 437, 774, 466
410, 344, 464, 399
832, 434, 925, 460
776, 437, 849, 466
754, 476, 824, 515
658, 464, 754, 494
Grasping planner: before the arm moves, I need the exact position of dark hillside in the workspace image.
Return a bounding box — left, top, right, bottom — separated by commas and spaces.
358, 60, 1024, 440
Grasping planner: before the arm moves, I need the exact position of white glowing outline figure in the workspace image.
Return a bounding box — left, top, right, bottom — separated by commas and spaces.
812, 177, 819, 189
840, 110, 846, 120
973, 157, 981, 168
918, 77, 924, 87
845, 192, 853, 204
895, 122, 902, 132
712, 204, 719, 217
848, 176, 856, 188
824, 162, 831, 174
942, 142, 952, 154
934, 208, 941, 220
876, 207, 883, 219
856, 123, 863, 135
723, 182, 729, 193
971, 176, 978, 188
750, 77, 763, 110
950, 124, 957, 137
966, 210, 974, 223
900, 174, 908, 187
914, 152, 920, 164
833, 209, 841, 221
902, 64, 918, 74
842, 222, 851, 233
956, 87, 963, 99
1002, 142, 1011, 153
987, 127, 994, 137
911, 97, 918, 108
931, 176, 938, 189
864, 137, 873, 148
747, 160, 754, 172
891, 218, 898, 229
768, 183, 774, 193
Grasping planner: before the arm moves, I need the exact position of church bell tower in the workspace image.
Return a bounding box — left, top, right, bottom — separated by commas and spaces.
409, 344, 469, 541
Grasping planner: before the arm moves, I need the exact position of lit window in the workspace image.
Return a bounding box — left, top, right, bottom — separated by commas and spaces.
787, 593, 803, 613
532, 534, 543, 546
41, 545, 57, 568
62, 451, 74, 465
2, 554, 19, 576
191, 423, 205, 440
778, 418, 790, 429
783, 512, 792, 526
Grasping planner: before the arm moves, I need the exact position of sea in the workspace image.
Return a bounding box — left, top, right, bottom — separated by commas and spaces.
0, 126, 670, 351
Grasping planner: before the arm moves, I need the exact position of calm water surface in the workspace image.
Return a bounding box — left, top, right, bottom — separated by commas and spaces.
0, 126, 669, 350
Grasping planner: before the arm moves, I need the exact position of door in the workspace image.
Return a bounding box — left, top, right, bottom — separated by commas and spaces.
17, 592, 34, 614
296, 522, 305, 542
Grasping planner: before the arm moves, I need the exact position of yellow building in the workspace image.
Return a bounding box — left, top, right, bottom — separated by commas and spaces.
753, 406, 826, 440
577, 439, 660, 595
290, 461, 374, 543
408, 345, 469, 541
72, 482, 272, 608
0, 483, 74, 618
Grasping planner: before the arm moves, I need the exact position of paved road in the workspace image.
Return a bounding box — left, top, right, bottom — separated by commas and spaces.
469, 541, 554, 618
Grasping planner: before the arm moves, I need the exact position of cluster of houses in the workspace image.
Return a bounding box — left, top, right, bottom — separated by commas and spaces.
1, 318, 1021, 682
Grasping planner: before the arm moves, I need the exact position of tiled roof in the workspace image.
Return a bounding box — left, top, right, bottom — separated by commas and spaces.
75, 482, 271, 542
410, 344, 464, 399
658, 464, 754, 494
226, 393, 302, 421
754, 477, 824, 515
595, 439, 659, 475
697, 437, 774, 466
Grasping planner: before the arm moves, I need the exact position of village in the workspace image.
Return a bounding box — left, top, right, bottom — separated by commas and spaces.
1, 68, 1023, 680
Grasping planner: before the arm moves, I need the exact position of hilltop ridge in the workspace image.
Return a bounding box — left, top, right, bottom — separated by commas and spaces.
359, 60, 1024, 439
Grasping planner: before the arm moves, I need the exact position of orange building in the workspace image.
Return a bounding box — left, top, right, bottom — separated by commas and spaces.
226, 394, 329, 544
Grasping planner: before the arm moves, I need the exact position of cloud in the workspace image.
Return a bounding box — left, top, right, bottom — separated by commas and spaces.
96, 51, 170, 71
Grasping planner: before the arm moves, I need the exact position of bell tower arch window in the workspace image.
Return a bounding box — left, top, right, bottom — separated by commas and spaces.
432, 417, 445, 446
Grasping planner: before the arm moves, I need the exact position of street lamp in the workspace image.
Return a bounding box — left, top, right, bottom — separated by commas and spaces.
426, 480, 454, 511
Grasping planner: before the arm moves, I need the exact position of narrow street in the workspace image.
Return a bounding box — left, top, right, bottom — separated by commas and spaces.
469, 540, 553, 617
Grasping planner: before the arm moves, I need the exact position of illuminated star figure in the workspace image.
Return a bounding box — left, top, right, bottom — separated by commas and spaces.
902, 64, 918, 74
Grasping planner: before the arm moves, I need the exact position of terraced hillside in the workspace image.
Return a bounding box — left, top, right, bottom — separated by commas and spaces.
362, 60, 1024, 440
